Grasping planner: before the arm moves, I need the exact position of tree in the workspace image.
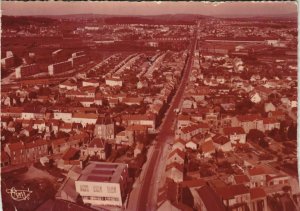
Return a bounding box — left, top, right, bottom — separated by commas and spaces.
247, 129, 265, 142
287, 124, 297, 140
258, 139, 269, 148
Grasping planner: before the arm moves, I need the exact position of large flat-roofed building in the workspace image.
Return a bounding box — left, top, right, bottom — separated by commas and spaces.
68, 55, 88, 66
15, 64, 39, 79
75, 162, 129, 208
52, 49, 64, 62
48, 60, 72, 76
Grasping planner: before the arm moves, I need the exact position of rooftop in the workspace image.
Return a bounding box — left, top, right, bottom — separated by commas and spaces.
78, 161, 128, 183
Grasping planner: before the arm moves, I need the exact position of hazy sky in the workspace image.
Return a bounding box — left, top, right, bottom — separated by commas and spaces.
1, 1, 298, 16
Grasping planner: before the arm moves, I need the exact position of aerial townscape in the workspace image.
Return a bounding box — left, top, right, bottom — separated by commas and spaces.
0, 2, 298, 211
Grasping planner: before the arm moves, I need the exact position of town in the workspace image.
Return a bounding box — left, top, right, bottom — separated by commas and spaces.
1, 5, 298, 211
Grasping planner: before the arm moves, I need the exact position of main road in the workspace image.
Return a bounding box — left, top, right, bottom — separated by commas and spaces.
135, 27, 198, 211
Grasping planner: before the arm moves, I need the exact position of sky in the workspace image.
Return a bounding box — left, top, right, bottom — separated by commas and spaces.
1, 1, 298, 17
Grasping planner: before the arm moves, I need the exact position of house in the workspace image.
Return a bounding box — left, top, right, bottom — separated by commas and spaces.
137, 80, 149, 89
172, 139, 186, 151
166, 162, 184, 182
59, 122, 73, 133
223, 127, 246, 144
262, 118, 280, 131
66, 90, 87, 99
94, 93, 103, 105
122, 114, 156, 133
249, 91, 262, 104
4, 140, 48, 165
53, 112, 73, 123
215, 184, 250, 210
76, 97, 95, 107
94, 116, 114, 140
185, 141, 198, 150
69, 132, 88, 148
52, 138, 69, 154
105, 77, 123, 87
231, 114, 263, 133
247, 165, 277, 188
25, 139, 48, 162
212, 135, 232, 152
21, 106, 46, 120
182, 98, 197, 109
194, 185, 226, 211
281, 97, 297, 109
116, 130, 134, 146
59, 80, 78, 91
268, 110, 286, 121
72, 113, 98, 126
4, 142, 26, 165
177, 115, 191, 130
123, 97, 143, 106
200, 140, 215, 158
250, 188, 267, 211
230, 174, 250, 187
126, 124, 149, 143
168, 148, 185, 165
264, 102, 276, 113
62, 147, 81, 165
82, 79, 99, 87
84, 138, 106, 160
179, 122, 209, 141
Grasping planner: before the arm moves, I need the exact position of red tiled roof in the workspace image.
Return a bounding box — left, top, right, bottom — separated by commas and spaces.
201, 141, 215, 153
178, 115, 190, 121
52, 138, 67, 146
173, 138, 186, 146
166, 162, 184, 172
223, 127, 245, 135
250, 188, 266, 200
234, 174, 250, 184
269, 110, 285, 116
237, 114, 261, 122
126, 124, 149, 131
216, 184, 249, 200
72, 113, 98, 119
122, 114, 156, 121
196, 185, 226, 211
8, 142, 25, 151
62, 147, 80, 161
75, 97, 94, 102
25, 139, 47, 149
248, 165, 276, 176
181, 122, 209, 134
168, 148, 185, 160
180, 179, 206, 188
212, 135, 230, 145
88, 138, 105, 148
263, 118, 278, 124
123, 97, 143, 104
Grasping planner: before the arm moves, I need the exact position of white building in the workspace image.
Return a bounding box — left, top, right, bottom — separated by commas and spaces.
75, 162, 129, 208
15, 64, 39, 79
105, 77, 123, 87
48, 60, 72, 76
72, 113, 98, 126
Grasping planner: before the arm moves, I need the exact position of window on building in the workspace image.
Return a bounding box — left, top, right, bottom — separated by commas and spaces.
93, 186, 102, 193
80, 185, 89, 192
107, 186, 116, 193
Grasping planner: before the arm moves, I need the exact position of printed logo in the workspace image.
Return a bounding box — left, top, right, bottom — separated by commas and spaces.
6, 187, 32, 201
